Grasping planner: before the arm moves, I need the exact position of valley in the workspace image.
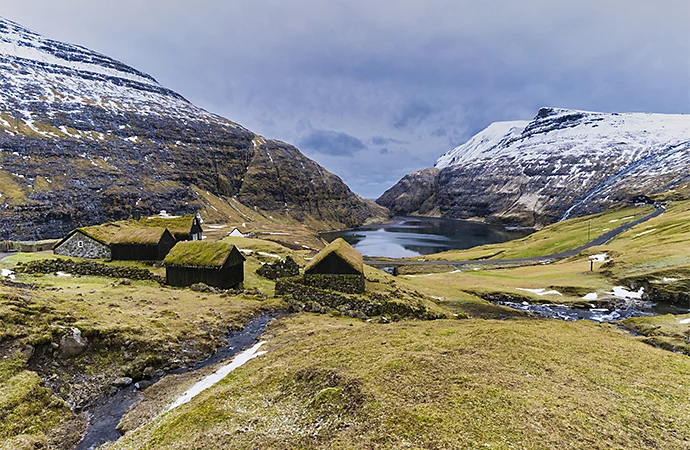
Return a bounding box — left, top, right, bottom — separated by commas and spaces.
2, 197, 690, 449
1, 13, 689, 450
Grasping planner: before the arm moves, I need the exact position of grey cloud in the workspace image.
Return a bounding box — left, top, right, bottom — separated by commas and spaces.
2, 0, 688, 198
297, 129, 366, 157
371, 136, 408, 146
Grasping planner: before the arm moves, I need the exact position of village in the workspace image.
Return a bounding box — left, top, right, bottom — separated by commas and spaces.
39, 212, 369, 299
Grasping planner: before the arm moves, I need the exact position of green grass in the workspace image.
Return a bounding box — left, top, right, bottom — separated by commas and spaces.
621, 313, 690, 355
0, 253, 284, 446
415, 205, 653, 262
110, 314, 690, 449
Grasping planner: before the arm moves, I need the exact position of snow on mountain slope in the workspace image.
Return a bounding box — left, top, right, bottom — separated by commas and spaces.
378, 107, 690, 225
0, 17, 385, 240
435, 108, 690, 171
0, 17, 231, 124
435, 120, 529, 168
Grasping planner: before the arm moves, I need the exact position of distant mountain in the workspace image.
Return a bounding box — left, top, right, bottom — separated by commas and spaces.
378, 107, 690, 226
0, 17, 385, 240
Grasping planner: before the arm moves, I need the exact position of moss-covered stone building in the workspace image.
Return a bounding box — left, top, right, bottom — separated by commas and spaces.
53, 227, 112, 259
303, 238, 365, 293
53, 214, 204, 259
164, 240, 245, 289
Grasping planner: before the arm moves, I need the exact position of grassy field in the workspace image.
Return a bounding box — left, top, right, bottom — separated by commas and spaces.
410, 204, 653, 262
109, 314, 690, 450
388, 201, 690, 307
2, 199, 690, 449
0, 252, 282, 448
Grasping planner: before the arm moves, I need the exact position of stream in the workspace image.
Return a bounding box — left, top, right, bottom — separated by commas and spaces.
77, 312, 281, 450
498, 300, 690, 323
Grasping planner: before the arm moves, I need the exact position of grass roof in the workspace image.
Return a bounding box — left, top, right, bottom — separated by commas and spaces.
140, 215, 197, 238
305, 238, 363, 274
164, 240, 239, 269
76, 223, 124, 246
110, 227, 169, 245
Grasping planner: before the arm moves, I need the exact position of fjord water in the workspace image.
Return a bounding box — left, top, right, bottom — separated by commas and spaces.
322, 216, 533, 258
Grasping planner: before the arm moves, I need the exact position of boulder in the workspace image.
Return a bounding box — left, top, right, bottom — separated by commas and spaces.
59, 327, 88, 358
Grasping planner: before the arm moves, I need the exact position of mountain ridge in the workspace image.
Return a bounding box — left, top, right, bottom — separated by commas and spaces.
0, 17, 386, 240
378, 107, 690, 225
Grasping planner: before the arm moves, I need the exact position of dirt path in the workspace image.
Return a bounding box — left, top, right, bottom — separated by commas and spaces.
365, 206, 665, 268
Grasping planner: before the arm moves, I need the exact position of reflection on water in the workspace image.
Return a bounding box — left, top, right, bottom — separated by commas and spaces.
322, 216, 533, 258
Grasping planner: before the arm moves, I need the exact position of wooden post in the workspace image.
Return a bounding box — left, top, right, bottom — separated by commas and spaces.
588, 219, 591, 242
590, 260, 594, 272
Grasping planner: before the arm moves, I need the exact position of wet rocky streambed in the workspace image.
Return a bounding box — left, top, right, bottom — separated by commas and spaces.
76, 312, 281, 450
497, 298, 690, 323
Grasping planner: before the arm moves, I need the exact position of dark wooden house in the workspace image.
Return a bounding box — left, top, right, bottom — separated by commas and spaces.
140, 214, 203, 241
110, 227, 176, 261
304, 238, 365, 293
164, 240, 245, 289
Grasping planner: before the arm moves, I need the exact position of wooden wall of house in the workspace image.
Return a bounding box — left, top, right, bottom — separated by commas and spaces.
305, 253, 361, 276
111, 234, 175, 261
166, 263, 244, 289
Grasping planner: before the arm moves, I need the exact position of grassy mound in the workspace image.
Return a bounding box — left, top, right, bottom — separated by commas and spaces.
111, 314, 690, 449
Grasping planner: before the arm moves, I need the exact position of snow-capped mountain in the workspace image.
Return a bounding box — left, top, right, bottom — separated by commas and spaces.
0, 17, 384, 239
378, 107, 690, 225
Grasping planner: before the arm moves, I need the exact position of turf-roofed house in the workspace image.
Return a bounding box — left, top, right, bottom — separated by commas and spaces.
140, 214, 203, 241
164, 240, 245, 289
110, 227, 176, 261
53, 224, 117, 259
54, 222, 177, 261
304, 238, 365, 293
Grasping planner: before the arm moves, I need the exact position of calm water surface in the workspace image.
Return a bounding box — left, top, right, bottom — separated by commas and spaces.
322, 216, 533, 258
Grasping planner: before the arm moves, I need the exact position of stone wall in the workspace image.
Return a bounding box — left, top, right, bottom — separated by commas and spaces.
303, 274, 365, 294
54, 232, 111, 259
16, 259, 163, 283
275, 276, 444, 321
255, 256, 300, 280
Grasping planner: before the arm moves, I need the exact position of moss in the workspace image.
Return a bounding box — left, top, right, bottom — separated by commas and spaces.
305, 238, 363, 274
139, 215, 197, 240
111, 227, 170, 245
164, 241, 239, 269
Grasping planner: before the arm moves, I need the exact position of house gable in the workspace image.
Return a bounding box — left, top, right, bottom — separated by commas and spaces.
54, 231, 111, 259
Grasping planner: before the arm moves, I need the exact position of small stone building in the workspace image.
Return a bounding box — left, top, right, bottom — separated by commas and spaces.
164, 240, 245, 289
53, 226, 116, 259
110, 227, 176, 261
303, 238, 365, 293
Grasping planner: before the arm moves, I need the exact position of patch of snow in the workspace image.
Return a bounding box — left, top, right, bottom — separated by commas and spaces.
56, 271, 71, 277
632, 229, 656, 238
609, 286, 644, 299
582, 293, 598, 300
516, 288, 563, 296
206, 225, 225, 229
662, 277, 679, 283
166, 341, 267, 412
1, 268, 15, 280
679, 318, 690, 325
257, 252, 281, 259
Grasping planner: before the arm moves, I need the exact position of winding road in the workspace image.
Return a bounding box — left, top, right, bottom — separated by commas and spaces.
364, 205, 665, 268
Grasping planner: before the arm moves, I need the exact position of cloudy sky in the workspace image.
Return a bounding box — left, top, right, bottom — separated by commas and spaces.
2, 1, 689, 198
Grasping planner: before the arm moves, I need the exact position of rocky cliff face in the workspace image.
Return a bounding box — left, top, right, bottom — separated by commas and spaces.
0, 18, 385, 240
378, 107, 690, 226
